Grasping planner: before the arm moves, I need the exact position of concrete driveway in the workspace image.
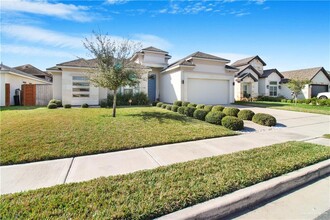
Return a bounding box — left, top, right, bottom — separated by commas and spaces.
1, 106, 329, 194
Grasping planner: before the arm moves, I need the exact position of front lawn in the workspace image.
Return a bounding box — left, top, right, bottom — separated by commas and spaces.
235, 101, 330, 115
0, 107, 235, 165
1, 141, 329, 219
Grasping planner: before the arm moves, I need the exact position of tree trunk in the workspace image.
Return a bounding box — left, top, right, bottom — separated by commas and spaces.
112, 89, 117, 117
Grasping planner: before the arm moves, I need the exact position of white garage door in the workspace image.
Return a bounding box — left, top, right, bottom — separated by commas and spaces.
187, 78, 229, 104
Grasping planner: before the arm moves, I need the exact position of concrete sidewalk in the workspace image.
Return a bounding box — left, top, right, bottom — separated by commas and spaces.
1, 107, 329, 195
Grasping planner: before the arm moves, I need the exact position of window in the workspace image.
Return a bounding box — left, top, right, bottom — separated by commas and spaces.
124, 88, 133, 94
72, 76, 90, 98
269, 81, 278, 97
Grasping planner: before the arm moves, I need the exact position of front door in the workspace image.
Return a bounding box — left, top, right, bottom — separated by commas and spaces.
148, 74, 156, 102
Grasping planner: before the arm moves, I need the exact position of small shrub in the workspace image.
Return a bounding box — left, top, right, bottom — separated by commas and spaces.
178, 106, 187, 114
49, 99, 62, 107
305, 99, 311, 104
184, 107, 196, 117
193, 109, 209, 121
196, 104, 205, 109
281, 99, 287, 103
47, 103, 57, 109
64, 104, 71, 109
188, 103, 197, 108
223, 107, 240, 117
297, 99, 305, 104
161, 104, 167, 109
182, 101, 190, 107
166, 105, 172, 110
327, 100, 330, 107
204, 105, 213, 112
81, 103, 89, 108
317, 99, 327, 106
100, 99, 108, 108
212, 105, 225, 112
257, 96, 283, 102
107, 92, 149, 106
237, 109, 255, 121
174, 100, 183, 106
171, 105, 179, 112
156, 102, 163, 107
252, 113, 277, 127
221, 116, 244, 131
311, 100, 317, 106
286, 99, 292, 103
205, 111, 226, 125
151, 101, 158, 106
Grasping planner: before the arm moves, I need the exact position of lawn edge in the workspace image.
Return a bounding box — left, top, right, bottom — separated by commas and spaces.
158, 159, 330, 220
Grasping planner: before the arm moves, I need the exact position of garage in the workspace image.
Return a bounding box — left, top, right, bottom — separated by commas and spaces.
187, 78, 229, 104
311, 84, 328, 97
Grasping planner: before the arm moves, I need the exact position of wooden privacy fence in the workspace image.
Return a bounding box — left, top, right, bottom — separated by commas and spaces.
21, 84, 52, 106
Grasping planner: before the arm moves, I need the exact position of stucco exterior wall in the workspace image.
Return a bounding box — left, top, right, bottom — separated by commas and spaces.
143, 52, 167, 67
192, 59, 226, 74
52, 72, 62, 100
159, 70, 182, 103
249, 59, 263, 74
0, 73, 5, 106
258, 78, 266, 96
312, 71, 330, 84
259, 72, 282, 97
281, 84, 309, 99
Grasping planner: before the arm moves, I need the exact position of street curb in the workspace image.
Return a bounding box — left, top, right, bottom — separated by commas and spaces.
157, 159, 330, 220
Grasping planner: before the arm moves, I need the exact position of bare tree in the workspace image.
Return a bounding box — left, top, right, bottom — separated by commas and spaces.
83, 32, 146, 117
286, 79, 310, 104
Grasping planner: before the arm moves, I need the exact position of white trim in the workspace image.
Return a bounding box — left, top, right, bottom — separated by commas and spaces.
1, 70, 52, 84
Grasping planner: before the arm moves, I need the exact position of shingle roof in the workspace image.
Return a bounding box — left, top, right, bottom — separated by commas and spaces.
142, 46, 168, 54
235, 64, 261, 77
57, 58, 98, 68
14, 64, 51, 77
236, 72, 258, 82
0, 64, 51, 83
232, 55, 266, 67
282, 67, 330, 81
225, 65, 239, 71
262, 69, 284, 79
163, 51, 230, 71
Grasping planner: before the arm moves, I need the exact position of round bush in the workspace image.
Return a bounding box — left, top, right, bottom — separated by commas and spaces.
161, 104, 167, 109
223, 107, 240, 117
252, 113, 277, 126
196, 104, 205, 109
182, 101, 190, 107
286, 99, 292, 103
184, 106, 196, 117
47, 103, 57, 109
188, 103, 197, 108
49, 99, 62, 107
212, 105, 225, 112
173, 100, 182, 106
81, 103, 89, 108
156, 102, 163, 107
204, 105, 213, 112
152, 101, 158, 106
305, 99, 311, 104
237, 109, 255, 121
64, 104, 71, 109
178, 106, 187, 114
205, 111, 226, 125
281, 99, 287, 103
166, 105, 172, 110
221, 116, 244, 131
193, 109, 209, 121
171, 105, 179, 112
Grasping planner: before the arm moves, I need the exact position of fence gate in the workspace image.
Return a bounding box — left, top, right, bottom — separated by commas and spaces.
5, 83, 10, 106
21, 84, 36, 106
36, 84, 53, 106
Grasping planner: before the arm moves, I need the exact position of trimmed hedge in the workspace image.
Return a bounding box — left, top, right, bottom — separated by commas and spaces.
107, 92, 149, 106
47, 103, 57, 109
177, 106, 186, 115
171, 105, 179, 112
49, 99, 62, 107
257, 96, 284, 102
212, 105, 225, 112
193, 109, 209, 121
237, 109, 255, 121
188, 103, 197, 108
161, 104, 167, 109
156, 102, 163, 107
63, 104, 71, 109
81, 103, 89, 108
196, 104, 205, 109
223, 107, 240, 117
204, 105, 213, 112
184, 107, 197, 117
182, 101, 190, 107
166, 105, 172, 110
221, 116, 244, 131
252, 113, 277, 126
173, 101, 182, 106
205, 111, 226, 125
151, 101, 158, 106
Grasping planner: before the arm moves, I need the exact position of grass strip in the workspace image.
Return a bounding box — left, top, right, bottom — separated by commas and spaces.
1, 141, 330, 219
323, 134, 330, 139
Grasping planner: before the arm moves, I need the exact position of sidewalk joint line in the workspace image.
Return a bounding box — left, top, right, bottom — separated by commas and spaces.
63, 157, 75, 184
143, 148, 162, 166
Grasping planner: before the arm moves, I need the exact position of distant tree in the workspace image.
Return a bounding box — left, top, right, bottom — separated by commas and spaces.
83, 32, 146, 117
286, 79, 310, 104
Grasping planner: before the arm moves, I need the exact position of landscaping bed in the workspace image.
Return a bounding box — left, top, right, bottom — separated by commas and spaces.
0, 107, 235, 165
1, 141, 330, 219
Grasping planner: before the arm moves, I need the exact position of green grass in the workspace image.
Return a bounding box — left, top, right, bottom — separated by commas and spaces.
323, 134, 330, 139
235, 101, 330, 115
0, 107, 235, 165
1, 141, 329, 219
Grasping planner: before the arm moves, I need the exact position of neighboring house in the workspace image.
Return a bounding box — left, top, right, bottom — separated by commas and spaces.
281, 67, 330, 99
0, 64, 51, 106
15, 64, 53, 82
231, 56, 284, 100
48, 46, 238, 105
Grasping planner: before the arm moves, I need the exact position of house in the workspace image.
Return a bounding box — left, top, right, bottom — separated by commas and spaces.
0, 64, 51, 106
15, 64, 53, 82
48, 47, 238, 105
231, 56, 284, 100
281, 67, 330, 99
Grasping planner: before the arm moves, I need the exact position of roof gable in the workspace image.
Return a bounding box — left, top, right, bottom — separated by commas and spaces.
235, 64, 261, 77
282, 67, 330, 81
232, 55, 266, 67
236, 73, 258, 82
262, 69, 284, 79
0, 64, 51, 83
142, 46, 168, 54
14, 64, 50, 77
